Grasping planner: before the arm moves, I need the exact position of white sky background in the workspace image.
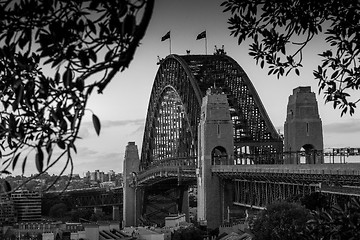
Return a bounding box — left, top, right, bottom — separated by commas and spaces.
15, 0, 360, 176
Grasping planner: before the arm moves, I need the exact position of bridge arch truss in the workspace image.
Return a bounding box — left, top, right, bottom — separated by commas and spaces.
141, 54, 283, 172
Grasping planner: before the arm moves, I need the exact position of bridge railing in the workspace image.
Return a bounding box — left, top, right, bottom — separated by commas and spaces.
146, 156, 197, 168
212, 163, 360, 176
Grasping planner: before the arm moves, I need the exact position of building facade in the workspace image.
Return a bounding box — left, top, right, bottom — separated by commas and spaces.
0, 195, 16, 224
11, 190, 41, 222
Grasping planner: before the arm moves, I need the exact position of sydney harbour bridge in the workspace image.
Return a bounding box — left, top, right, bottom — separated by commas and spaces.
120, 52, 360, 229
53, 53, 360, 229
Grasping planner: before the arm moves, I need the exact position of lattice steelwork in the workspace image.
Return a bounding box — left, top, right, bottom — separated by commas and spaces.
141, 54, 283, 170
234, 180, 318, 208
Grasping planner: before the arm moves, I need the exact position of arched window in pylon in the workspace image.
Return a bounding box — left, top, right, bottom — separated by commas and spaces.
211, 146, 228, 165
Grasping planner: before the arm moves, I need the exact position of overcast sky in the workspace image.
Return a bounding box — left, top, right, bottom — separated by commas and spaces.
14, 0, 360, 176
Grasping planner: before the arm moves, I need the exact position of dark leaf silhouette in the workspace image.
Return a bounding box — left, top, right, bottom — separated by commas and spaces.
0, 0, 154, 185
222, 0, 360, 115
35, 146, 44, 173
92, 114, 101, 136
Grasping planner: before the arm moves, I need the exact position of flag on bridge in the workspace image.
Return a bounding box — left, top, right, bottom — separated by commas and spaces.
196, 30, 207, 54
161, 31, 171, 54
161, 31, 170, 41
196, 30, 206, 40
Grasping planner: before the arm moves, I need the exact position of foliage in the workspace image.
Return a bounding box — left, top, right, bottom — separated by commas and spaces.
300, 191, 331, 211
42, 193, 69, 215
305, 197, 360, 240
172, 226, 206, 240
250, 201, 311, 240
36, 233, 43, 240
24, 232, 31, 240
49, 202, 68, 218
70, 208, 94, 222
222, 0, 360, 116
0, 0, 153, 192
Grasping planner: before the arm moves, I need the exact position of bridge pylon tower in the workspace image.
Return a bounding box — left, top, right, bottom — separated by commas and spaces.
284, 86, 324, 164
197, 87, 234, 229
123, 142, 141, 227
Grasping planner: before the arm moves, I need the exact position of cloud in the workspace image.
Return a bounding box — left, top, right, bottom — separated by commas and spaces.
323, 119, 360, 134
78, 126, 91, 139
81, 118, 145, 129
101, 119, 145, 128
78, 118, 145, 139
75, 146, 99, 157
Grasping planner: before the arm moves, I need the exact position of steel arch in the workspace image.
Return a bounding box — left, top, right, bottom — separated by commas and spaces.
141, 54, 283, 170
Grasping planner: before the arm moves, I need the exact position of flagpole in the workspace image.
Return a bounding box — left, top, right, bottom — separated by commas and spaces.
169, 36, 172, 54
161, 31, 171, 54
205, 35, 207, 55
196, 30, 207, 54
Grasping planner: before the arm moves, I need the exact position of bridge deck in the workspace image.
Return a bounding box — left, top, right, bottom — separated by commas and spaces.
137, 163, 360, 186
212, 163, 360, 185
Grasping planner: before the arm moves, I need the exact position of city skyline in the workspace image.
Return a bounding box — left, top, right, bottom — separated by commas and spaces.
10, 0, 360, 176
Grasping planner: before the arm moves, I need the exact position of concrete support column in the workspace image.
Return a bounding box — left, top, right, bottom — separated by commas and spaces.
222, 180, 234, 223
112, 206, 120, 221
180, 188, 189, 222
94, 207, 102, 215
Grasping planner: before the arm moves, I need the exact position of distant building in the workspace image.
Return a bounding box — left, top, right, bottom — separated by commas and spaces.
0, 195, 16, 224
99, 171, 105, 182
85, 171, 91, 179
123, 226, 171, 240
103, 173, 110, 182
108, 170, 116, 181
11, 190, 41, 222
165, 214, 186, 228
4, 221, 129, 240
4, 222, 62, 240
100, 181, 116, 189
90, 171, 96, 181
95, 170, 101, 182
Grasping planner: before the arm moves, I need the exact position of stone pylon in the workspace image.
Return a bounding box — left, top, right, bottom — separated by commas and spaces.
197, 87, 234, 229
284, 86, 323, 164
123, 142, 140, 226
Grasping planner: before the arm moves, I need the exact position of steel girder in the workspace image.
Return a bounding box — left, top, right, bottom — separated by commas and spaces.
45, 188, 123, 208
234, 180, 318, 208
141, 180, 188, 226
140, 54, 283, 171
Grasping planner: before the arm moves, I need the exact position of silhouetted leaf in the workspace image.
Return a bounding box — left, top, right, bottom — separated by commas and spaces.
35, 146, 44, 173
69, 142, 77, 154
12, 84, 24, 111
57, 140, 66, 150
88, 49, 97, 63
87, 19, 96, 34
12, 152, 21, 170
63, 68, 73, 88
92, 113, 101, 135
123, 14, 136, 35
0, 170, 11, 175
78, 50, 89, 67
22, 156, 27, 175
105, 49, 113, 61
